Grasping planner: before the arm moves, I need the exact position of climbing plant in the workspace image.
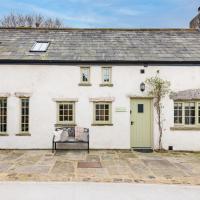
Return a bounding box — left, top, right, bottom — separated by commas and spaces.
145, 76, 171, 150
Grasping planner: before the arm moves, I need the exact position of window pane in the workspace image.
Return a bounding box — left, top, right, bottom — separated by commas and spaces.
96, 116, 100, 121
100, 110, 104, 115
95, 103, 111, 123
59, 116, 63, 121
105, 109, 109, 115
64, 110, 68, 115
138, 104, 144, 113
31, 42, 49, 52
21, 98, 29, 132
185, 110, 189, 116
64, 116, 68, 121
199, 104, 200, 123
99, 116, 104, 121
174, 102, 182, 124
100, 104, 104, 109
0, 98, 7, 133
58, 102, 74, 123
184, 102, 195, 125
191, 117, 195, 125
105, 104, 109, 109
103, 68, 111, 83
60, 110, 63, 115
105, 116, 109, 121
82, 68, 89, 82
64, 104, 68, 109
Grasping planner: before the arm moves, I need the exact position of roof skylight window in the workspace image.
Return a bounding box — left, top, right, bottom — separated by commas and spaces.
30, 41, 49, 52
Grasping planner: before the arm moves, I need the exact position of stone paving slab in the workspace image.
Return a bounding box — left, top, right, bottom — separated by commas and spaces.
0, 150, 199, 185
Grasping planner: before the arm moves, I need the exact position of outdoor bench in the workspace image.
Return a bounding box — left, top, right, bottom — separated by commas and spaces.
52, 127, 89, 153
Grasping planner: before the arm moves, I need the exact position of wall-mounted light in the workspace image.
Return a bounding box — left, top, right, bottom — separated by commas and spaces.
140, 82, 145, 92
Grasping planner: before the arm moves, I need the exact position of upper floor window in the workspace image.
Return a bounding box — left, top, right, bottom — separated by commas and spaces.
174, 101, 199, 126
102, 67, 112, 84
0, 98, 7, 133
30, 41, 49, 52
80, 67, 90, 85
20, 98, 29, 133
57, 102, 75, 124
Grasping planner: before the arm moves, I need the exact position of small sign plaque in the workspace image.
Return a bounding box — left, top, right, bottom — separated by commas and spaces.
115, 107, 127, 112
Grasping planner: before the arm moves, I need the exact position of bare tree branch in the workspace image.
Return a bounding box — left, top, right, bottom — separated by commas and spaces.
145, 76, 171, 150
0, 13, 63, 28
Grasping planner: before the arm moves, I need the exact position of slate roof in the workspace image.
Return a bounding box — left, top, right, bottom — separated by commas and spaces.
170, 89, 200, 100
0, 27, 200, 63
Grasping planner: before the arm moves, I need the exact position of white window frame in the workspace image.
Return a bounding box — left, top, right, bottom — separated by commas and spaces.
80, 67, 90, 84
174, 101, 200, 127
93, 102, 112, 125
0, 98, 7, 134
174, 102, 183, 125
57, 101, 76, 125
30, 41, 50, 52
102, 67, 112, 84
20, 97, 30, 133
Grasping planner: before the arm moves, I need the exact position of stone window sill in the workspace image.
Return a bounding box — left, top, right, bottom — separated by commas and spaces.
0, 133, 9, 136
55, 123, 77, 127
170, 126, 200, 131
92, 123, 113, 126
99, 83, 113, 87
78, 83, 92, 86
16, 133, 31, 136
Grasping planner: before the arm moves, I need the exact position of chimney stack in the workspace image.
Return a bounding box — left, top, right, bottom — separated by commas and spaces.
190, 7, 200, 29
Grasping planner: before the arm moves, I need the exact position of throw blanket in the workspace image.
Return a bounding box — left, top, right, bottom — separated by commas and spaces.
75, 127, 88, 141
75, 127, 85, 141
53, 127, 88, 142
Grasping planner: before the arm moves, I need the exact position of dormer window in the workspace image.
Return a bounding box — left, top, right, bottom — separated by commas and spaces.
30, 41, 49, 52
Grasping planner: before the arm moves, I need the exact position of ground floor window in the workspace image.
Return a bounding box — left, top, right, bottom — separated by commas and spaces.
198, 103, 200, 124
57, 102, 75, 124
93, 102, 112, 125
20, 98, 29, 133
185, 102, 195, 125
174, 101, 200, 126
0, 98, 7, 133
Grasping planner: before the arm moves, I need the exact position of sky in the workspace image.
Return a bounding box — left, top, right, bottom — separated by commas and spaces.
0, 0, 199, 28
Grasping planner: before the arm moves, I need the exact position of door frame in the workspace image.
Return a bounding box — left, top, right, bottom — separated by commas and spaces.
130, 97, 154, 149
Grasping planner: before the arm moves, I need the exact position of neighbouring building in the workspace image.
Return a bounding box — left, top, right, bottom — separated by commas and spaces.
1, 11, 200, 151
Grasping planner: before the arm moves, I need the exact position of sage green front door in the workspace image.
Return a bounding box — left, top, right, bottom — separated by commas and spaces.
130, 99, 152, 148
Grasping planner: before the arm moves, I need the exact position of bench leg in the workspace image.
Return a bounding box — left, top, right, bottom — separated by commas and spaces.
52, 141, 54, 153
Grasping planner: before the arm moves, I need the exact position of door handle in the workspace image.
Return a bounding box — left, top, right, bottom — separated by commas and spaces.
131, 121, 134, 125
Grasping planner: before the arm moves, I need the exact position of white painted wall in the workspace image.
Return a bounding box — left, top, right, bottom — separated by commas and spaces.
0, 64, 200, 150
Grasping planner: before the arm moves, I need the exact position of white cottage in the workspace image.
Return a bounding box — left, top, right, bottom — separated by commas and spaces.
1, 12, 200, 151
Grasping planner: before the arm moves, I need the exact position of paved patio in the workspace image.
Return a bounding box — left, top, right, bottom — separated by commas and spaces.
0, 150, 199, 185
